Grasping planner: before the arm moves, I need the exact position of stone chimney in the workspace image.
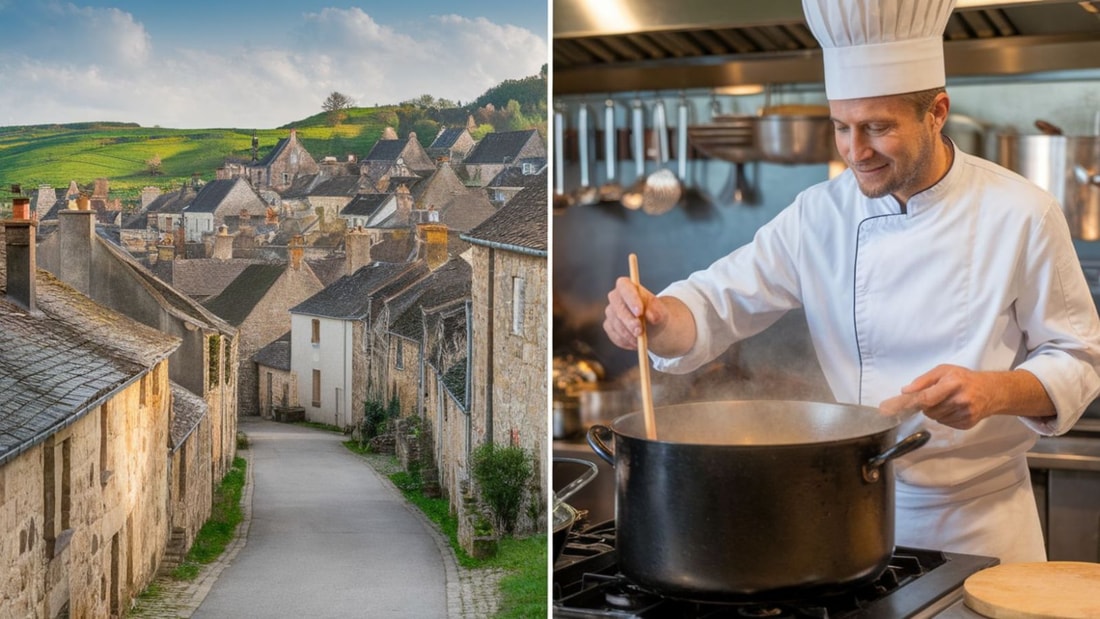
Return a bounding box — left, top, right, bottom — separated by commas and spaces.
395, 184, 413, 225
158, 243, 176, 262
212, 224, 233, 260
417, 222, 448, 270
381, 126, 398, 140
289, 234, 304, 271
140, 186, 161, 210
174, 220, 186, 258
57, 195, 96, 296
4, 198, 37, 311
36, 184, 57, 220
345, 226, 372, 275
92, 178, 109, 199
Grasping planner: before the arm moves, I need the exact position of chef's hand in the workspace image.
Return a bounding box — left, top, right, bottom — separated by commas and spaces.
879, 365, 1055, 430
603, 277, 696, 357
604, 277, 666, 351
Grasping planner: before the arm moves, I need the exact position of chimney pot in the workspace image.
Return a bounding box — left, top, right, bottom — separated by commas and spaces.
76, 195, 91, 211
12, 197, 31, 220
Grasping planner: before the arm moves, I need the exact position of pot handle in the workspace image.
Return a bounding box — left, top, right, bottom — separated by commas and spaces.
862, 430, 930, 483
586, 425, 616, 465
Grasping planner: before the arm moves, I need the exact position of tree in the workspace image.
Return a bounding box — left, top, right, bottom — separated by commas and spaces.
145, 154, 163, 176
322, 91, 355, 126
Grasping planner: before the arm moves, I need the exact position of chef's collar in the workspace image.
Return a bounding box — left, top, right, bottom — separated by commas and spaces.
801, 0, 956, 100
904, 137, 962, 215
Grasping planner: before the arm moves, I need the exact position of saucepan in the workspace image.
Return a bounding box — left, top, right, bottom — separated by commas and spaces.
587, 400, 930, 601
551, 457, 599, 563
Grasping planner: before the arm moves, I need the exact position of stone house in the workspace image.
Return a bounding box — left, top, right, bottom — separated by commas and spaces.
462, 129, 546, 187
253, 332, 299, 419
422, 300, 471, 517
202, 238, 324, 416
289, 259, 429, 429
305, 175, 362, 231
427, 126, 476, 164
244, 128, 320, 193
35, 203, 240, 488
340, 193, 395, 230
1, 211, 178, 618
485, 160, 547, 207
459, 182, 548, 535
373, 256, 472, 417
359, 132, 437, 182
412, 164, 469, 214
182, 177, 267, 242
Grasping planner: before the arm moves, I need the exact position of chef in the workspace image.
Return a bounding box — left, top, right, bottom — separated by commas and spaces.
603, 0, 1100, 564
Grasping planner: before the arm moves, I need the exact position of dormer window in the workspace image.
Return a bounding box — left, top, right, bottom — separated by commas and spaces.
522, 162, 536, 175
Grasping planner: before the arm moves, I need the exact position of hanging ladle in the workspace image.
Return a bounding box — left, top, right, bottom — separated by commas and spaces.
572, 102, 599, 206
640, 98, 683, 215
598, 98, 623, 203
552, 103, 574, 212
621, 98, 647, 211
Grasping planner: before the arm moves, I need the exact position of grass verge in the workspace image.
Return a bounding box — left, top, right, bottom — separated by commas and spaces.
344, 441, 547, 619
171, 456, 247, 580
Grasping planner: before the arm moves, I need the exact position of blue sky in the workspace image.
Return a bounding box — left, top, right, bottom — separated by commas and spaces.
0, 1, 547, 128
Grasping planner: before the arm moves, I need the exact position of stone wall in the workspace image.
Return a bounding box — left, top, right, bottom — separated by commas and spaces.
390, 336, 419, 418
468, 246, 547, 536
256, 365, 299, 418
0, 363, 170, 617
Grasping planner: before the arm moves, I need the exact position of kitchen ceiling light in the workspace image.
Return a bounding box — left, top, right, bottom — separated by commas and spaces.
714, 85, 766, 96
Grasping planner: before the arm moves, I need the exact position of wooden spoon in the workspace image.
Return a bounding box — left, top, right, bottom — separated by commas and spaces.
628, 253, 657, 440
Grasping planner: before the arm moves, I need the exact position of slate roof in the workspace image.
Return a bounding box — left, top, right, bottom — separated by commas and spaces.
253, 332, 292, 371
430, 127, 467, 150
290, 261, 427, 320
305, 255, 347, 287
486, 164, 547, 189
464, 130, 539, 164
342, 193, 390, 217
461, 178, 547, 254
169, 381, 208, 451
388, 258, 471, 341
310, 175, 361, 197
439, 190, 497, 233
441, 358, 467, 405
369, 236, 418, 263
254, 137, 290, 167
202, 263, 286, 326
152, 258, 260, 300
0, 259, 180, 466
362, 139, 407, 162
281, 174, 322, 199
186, 179, 241, 214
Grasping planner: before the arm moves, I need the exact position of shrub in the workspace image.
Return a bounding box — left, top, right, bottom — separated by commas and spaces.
470, 443, 533, 535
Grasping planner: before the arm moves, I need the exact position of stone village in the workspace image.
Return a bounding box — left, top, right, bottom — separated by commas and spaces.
0, 123, 548, 616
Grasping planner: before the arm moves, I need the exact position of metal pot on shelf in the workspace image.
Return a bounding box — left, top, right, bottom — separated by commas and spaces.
997, 128, 1100, 240
586, 399, 929, 600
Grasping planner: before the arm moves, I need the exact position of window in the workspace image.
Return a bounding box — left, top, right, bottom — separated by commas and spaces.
311, 319, 320, 344
395, 339, 404, 369
99, 405, 110, 486
43, 436, 72, 557
512, 276, 526, 334
522, 162, 536, 175
282, 172, 290, 185
312, 370, 321, 407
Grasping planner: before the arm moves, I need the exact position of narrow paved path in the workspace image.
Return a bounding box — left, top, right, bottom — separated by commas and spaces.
191, 418, 449, 618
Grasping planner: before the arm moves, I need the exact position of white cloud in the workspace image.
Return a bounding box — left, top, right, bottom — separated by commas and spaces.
0, 4, 546, 128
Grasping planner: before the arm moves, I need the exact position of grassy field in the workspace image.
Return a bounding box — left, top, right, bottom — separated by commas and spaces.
0, 107, 411, 202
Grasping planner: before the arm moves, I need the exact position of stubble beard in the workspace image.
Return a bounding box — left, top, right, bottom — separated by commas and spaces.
853, 130, 936, 200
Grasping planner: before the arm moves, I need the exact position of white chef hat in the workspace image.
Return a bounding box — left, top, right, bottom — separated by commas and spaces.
801, 0, 956, 100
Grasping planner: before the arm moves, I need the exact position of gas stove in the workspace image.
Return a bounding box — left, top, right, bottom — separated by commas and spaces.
553, 520, 998, 619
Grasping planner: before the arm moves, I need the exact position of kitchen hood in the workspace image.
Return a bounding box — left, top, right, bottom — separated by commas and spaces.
553, 0, 1100, 95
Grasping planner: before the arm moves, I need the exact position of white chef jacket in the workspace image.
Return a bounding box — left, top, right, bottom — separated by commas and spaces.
652, 146, 1100, 561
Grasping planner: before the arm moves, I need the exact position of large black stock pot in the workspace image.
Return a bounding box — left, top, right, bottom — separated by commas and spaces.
587, 400, 930, 601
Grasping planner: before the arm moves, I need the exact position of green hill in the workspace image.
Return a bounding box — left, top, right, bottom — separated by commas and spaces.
0, 71, 547, 206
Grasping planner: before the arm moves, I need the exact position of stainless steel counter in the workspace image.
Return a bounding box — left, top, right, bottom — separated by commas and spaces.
1027, 434, 1100, 472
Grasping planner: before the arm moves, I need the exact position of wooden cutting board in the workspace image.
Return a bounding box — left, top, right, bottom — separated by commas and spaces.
963, 562, 1100, 619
